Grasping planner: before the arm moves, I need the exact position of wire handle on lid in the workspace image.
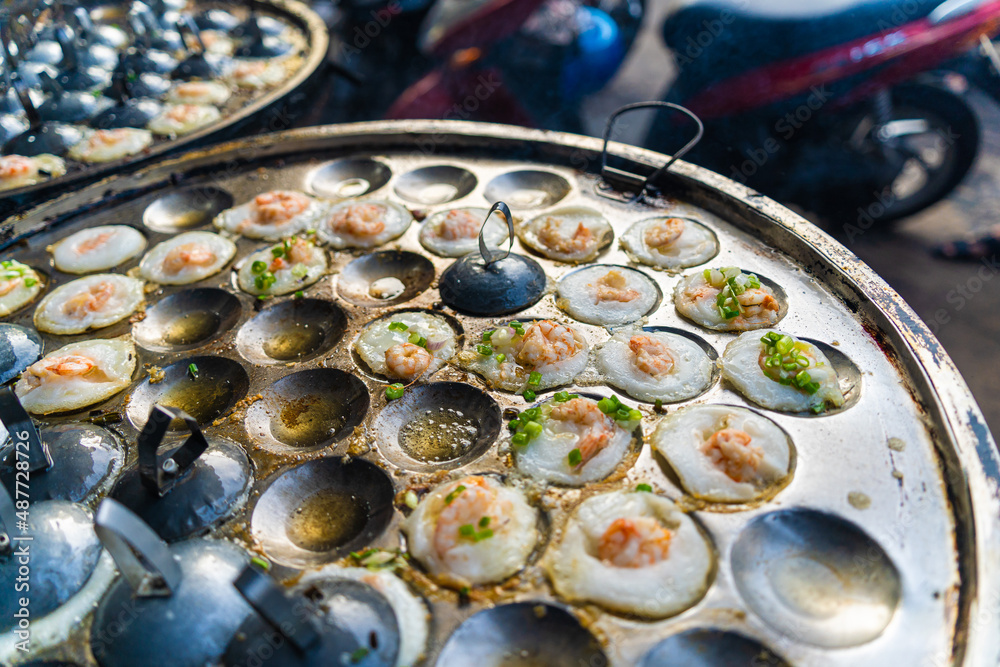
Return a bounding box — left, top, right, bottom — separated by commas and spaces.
598, 101, 704, 202
0, 386, 49, 473
478, 200, 514, 268
138, 405, 208, 497
95, 498, 182, 597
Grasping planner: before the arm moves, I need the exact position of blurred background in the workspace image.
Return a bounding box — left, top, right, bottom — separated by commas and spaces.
291, 0, 1000, 436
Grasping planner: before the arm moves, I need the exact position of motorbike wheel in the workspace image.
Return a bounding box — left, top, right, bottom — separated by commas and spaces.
848, 82, 979, 222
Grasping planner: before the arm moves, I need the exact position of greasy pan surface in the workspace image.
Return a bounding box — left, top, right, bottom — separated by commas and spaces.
1, 121, 997, 667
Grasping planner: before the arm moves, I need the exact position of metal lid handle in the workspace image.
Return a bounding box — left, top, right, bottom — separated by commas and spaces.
479, 201, 514, 267
138, 405, 208, 497
0, 386, 49, 473
95, 498, 181, 597
598, 101, 704, 201
234, 564, 322, 653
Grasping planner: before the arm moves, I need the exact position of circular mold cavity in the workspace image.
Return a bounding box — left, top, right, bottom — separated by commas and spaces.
235, 298, 347, 365
126, 356, 249, 431
435, 602, 607, 667
373, 382, 501, 471
337, 251, 435, 307
250, 457, 394, 568
246, 369, 370, 451
133, 288, 242, 352
731, 508, 902, 648
555, 264, 662, 326
307, 158, 391, 198
393, 165, 477, 205
483, 170, 571, 209
143, 186, 234, 233
640, 629, 789, 667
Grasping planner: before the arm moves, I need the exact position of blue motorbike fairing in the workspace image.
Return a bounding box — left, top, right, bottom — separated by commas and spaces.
664, 0, 940, 100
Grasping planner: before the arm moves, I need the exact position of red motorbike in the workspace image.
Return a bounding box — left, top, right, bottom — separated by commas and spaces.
644, 0, 1000, 221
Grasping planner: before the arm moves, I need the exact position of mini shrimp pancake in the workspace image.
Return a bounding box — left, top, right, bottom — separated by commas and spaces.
513, 395, 638, 486
0, 260, 44, 316
226, 59, 285, 89
355, 311, 457, 381
0, 154, 66, 191
545, 489, 713, 618
675, 267, 784, 332
14, 337, 136, 415
517, 207, 612, 263
67, 129, 153, 164
722, 330, 845, 414
462, 319, 589, 393
596, 329, 714, 403
419, 207, 509, 258
302, 566, 429, 667
316, 199, 413, 250
139, 231, 236, 285
165, 80, 232, 106
556, 266, 659, 326
50, 225, 146, 274
214, 190, 323, 240
651, 405, 793, 503
621, 216, 719, 270
402, 475, 538, 587
237, 236, 327, 296
33, 274, 143, 335
147, 103, 221, 136
185, 30, 235, 56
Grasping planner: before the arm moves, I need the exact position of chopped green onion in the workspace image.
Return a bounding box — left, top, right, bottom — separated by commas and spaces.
294, 290, 304, 299
251, 556, 270, 570
804, 381, 821, 395
459, 524, 475, 538
527, 371, 541, 386
568, 449, 583, 467
475, 528, 493, 541
479, 516, 490, 528
351, 647, 370, 663
524, 421, 542, 439
187, 363, 199, 379
615, 407, 632, 421
271, 246, 284, 257
495, 353, 506, 363
703, 268, 712, 281
476, 344, 492, 356
251, 260, 267, 274
597, 396, 619, 414
654, 399, 663, 412
511, 432, 528, 447
408, 332, 422, 345
459, 586, 470, 596
523, 407, 540, 420
776, 336, 794, 355
291, 263, 309, 279
445, 485, 467, 504
635, 483, 653, 493
388, 321, 409, 331
385, 383, 405, 400
481, 330, 493, 342
628, 409, 642, 422
810, 403, 826, 414
257, 295, 270, 300
746, 274, 761, 289
23, 278, 36, 287
522, 389, 536, 402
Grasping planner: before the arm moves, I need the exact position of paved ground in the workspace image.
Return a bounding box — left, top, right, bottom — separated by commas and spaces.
578, 1, 999, 437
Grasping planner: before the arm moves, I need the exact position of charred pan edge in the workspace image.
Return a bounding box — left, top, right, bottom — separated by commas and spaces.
0, 0, 330, 214
3, 120, 998, 666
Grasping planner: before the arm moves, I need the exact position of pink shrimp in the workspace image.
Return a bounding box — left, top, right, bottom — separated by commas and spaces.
628, 335, 676, 378
598, 517, 672, 568
161, 243, 216, 275
251, 191, 311, 225
515, 320, 580, 368
329, 203, 386, 238
699, 428, 763, 483
62, 281, 115, 319
0, 156, 36, 180
592, 269, 640, 303
76, 231, 114, 254
549, 397, 615, 466
384, 342, 432, 380
433, 477, 510, 557
268, 238, 313, 272
537, 218, 595, 255
437, 209, 480, 240
643, 217, 686, 249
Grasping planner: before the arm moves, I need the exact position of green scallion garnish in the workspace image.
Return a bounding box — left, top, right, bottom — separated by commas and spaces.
385, 383, 405, 400
635, 483, 653, 493
568, 448, 583, 466
388, 321, 408, 332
